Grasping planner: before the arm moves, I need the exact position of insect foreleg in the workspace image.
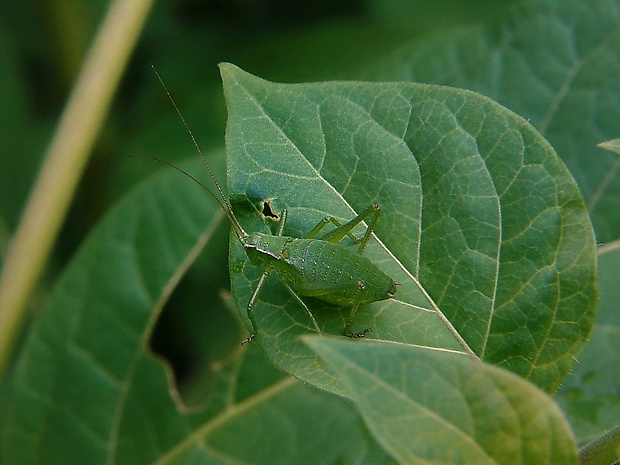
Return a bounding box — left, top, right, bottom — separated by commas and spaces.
242, 209, 295, 345
241, 267, 272, 346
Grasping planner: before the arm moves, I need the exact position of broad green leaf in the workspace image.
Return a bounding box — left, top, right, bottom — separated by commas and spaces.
221, 63, 597, 395
364, 0, 620, 244
306, 337, 579, 465
554, 244, 620, 443
3, 155, 392, 465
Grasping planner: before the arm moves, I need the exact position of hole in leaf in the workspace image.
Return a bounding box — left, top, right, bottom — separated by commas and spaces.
261, 200, 279, 220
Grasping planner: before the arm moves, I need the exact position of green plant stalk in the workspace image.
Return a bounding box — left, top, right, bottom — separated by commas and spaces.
579, 424, 620, 465
0, 0, 155, 376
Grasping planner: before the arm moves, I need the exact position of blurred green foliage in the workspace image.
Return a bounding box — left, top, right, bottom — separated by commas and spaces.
0, 0, 516, 383
2, 1, 618, 464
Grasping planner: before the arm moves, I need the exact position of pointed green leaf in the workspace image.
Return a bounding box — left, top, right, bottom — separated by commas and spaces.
221, 63, 597, 394
306, 337, 579, 465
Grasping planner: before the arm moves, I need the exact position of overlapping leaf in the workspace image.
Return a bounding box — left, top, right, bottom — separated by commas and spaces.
307, 337, 579, 465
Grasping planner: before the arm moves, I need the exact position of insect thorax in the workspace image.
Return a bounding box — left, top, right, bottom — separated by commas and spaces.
243, 233, 291, 264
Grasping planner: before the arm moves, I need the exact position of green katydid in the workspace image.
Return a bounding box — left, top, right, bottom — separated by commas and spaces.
154, 69, 398, 345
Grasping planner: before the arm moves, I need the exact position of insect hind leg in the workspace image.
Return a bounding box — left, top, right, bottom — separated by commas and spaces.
280, 280, 371, 339
281, 281, 322, 335
308, 204, 381, 255
305, 216, 357, 242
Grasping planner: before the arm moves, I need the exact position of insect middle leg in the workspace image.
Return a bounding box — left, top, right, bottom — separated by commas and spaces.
344, 281, 373, 338
306, 204, 381, 254
241, 263, 323, 346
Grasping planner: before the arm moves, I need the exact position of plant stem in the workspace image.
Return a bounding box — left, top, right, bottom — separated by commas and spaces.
0, 0, 155, 376
579, 424, 620, 465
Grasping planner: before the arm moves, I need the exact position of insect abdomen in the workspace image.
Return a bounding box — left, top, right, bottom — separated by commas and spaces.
279, 239, 396, 306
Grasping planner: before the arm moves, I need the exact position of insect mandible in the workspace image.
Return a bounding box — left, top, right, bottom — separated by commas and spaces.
153, 68, 398, 345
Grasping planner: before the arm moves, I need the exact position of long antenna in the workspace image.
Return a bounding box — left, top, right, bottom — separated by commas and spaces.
151, 65, 247, 241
